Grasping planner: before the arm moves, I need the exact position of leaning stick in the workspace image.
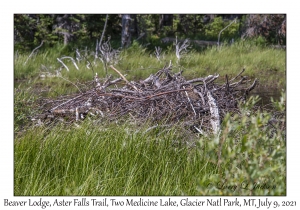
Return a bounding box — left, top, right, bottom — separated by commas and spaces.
60, 56, 79, 70
183, 86, 197, 116
24, 41, 44, 65
49, 94, 83, 112
57, 75, 82, 93
57, 58, 69, 71
229, 68, 245, 83
109, 65, 139, 91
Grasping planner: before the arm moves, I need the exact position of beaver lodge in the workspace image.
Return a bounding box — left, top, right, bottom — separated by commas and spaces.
33, 63, 258, 135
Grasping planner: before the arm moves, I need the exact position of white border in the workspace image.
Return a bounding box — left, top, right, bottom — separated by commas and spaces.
2, 1, 299, 209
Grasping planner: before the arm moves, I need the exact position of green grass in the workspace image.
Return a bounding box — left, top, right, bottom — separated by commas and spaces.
14, 121, 216, 196
118, 40, 286, 86
14, 40, 286, 196
15, 39, 286, 91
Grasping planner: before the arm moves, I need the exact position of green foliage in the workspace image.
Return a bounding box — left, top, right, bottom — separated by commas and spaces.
253, 36, 268, 47
34, 15, 57, 45
204, 17, 240, 41
14, 14, 118, 52
14, 14, 39, 51
196, 95, 286, 195
15, 14, 285, 54
125, 40, 147, 55
175, 15, 204, 37
84, 15, 108, 39
271, 91, 286, 112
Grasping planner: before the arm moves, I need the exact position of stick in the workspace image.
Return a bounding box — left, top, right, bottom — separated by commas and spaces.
99, 14, 109, 47
183, 86, 197, 116
109, 65, 139, 91
97, 87, 193, 101
183, 74, 217, 85
245, 79, 258, 95
57, 75, 82, 93
49, 94, 84, 112
217, 18, 237, 48
193, 125, 203, 135
24, 41, 44, 65
60, 56, 79, 70
207, 91, 220, 135
57, 58, 69, 71
225, 74, 230, 93
229, 68, 245, 83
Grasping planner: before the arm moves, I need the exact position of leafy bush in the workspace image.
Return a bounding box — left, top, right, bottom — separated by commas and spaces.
253, 35, 268, 47
196, 94, 286, 195
204, 17, 240, 41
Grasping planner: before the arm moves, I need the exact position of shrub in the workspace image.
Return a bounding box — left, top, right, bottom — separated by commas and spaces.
204, 17, 240, 41
196, 94, 286, 195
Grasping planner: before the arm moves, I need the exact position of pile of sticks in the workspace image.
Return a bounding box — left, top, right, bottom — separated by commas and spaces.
34, 63, 257, 135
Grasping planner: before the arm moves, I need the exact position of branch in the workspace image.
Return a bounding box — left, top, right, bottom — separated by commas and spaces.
24, 41, 44, 65
60, 56, 79, 70
207, 91, 220, 135
183, 86, 197, 116
217, 18, 237, 48
57, 58, 69, 71
57, 75, 82, 93
99, 14, 109, 47
175, 36, 190, 62
109, 65, 139, 91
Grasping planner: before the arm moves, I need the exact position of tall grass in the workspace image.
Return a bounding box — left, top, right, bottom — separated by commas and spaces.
14, 121, 215, 196
15, 40, 286, 89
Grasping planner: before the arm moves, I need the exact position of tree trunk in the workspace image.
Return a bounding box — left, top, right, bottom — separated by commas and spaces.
121, 14, 132, 48
56, 14, 71, 46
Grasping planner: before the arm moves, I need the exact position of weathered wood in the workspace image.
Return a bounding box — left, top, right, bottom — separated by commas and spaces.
121, 15, 132, 48
207, 91, 220, 135
34, 66, 257, 135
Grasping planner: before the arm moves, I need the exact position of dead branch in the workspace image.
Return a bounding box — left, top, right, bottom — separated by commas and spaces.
24, 41, 44, 65
109, 65, 139, 91
34, 65, 258, 135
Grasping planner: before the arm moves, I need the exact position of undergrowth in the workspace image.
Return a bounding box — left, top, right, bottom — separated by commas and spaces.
14, 39, 286, 88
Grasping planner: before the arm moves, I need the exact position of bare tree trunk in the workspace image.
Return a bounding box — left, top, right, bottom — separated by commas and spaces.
121, 14, 132, 48
56, 14, 72, 46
